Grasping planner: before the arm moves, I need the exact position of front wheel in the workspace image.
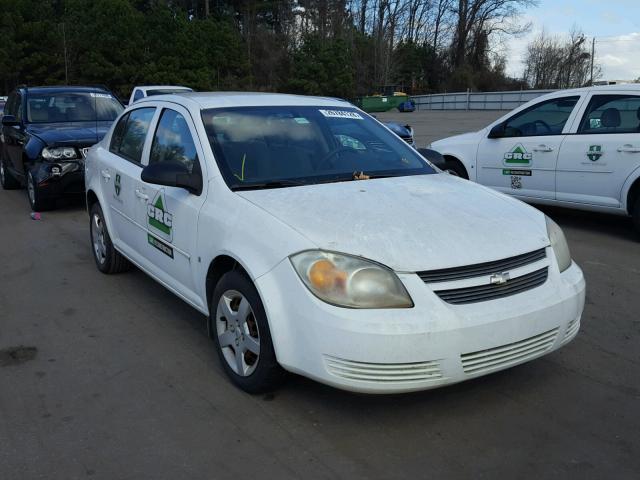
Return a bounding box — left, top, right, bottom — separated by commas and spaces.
26, 170, 54, 211
89, 202, 131, 274
211, 270, 285, 393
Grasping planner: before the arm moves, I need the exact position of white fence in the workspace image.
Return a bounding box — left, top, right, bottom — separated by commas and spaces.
412, 89, 556, 111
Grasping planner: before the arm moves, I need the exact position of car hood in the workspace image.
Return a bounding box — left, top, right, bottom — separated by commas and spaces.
237, 174, 550, 272
432, 130, 482, 147
27, 121, 112, 146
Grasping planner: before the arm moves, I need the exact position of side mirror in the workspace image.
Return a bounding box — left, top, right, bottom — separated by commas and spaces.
417, 147, 446, 170
2, 115, 19, 127
141, 162, 202, 195
488, 122, 506, 139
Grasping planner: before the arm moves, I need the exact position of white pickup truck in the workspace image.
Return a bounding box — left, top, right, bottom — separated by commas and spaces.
431, 84, 640, 232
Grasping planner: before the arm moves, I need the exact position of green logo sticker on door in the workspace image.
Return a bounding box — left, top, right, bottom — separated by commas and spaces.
114, 174, 121, 196
147, 189, 173, 242
503, 144, 533, 167
587, 145, 603, 162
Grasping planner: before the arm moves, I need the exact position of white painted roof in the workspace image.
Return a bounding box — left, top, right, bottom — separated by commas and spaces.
137, 92, 351, 109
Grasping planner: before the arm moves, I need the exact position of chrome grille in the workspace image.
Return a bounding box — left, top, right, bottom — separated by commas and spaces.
434, 267, 548, 305
461, 328, 558, 375
325, 356, 443, 383
418, 248, 546, 284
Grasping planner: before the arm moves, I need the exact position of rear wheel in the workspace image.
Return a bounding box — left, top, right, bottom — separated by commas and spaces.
26, 170, 54, 211
211, 270, 285, 393
89, 202, 131, 274
0, 158, 20, 190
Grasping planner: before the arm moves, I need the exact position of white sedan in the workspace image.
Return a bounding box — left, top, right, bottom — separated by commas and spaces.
431, 84, 640, 233
84, 92, 585, 394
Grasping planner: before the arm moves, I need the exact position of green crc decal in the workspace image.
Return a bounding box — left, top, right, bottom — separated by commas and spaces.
503, 144, 532, 167
147, 189, 173, 241
587, 145, 603, 162
114, 174, 121, 196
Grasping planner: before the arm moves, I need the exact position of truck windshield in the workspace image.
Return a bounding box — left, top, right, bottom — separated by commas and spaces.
27, 92, 123, 123
202, 106, 435, 190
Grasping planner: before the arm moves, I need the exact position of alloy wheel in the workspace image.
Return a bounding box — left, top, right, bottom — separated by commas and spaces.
91, 213, 107, 265
216, 290, 261, 377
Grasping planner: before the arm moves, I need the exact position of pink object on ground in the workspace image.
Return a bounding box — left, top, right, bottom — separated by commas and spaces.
30, 212, 41, 220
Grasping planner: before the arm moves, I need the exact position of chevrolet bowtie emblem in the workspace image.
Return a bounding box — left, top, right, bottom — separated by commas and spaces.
490, 272, 510, 285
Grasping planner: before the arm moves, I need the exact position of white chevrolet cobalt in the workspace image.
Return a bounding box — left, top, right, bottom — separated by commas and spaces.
431, 84, 640, 233
85, 93, 585, 394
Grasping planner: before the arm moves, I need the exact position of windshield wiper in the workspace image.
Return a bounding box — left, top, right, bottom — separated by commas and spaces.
231, 180, 308, 191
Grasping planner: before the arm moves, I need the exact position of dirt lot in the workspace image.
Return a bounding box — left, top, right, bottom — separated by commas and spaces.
1, 110, 639, 479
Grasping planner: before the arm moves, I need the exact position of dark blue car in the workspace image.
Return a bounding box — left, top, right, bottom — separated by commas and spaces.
0, 85, 123, 210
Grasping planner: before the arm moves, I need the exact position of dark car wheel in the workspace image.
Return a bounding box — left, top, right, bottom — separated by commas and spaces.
0, 159, 20, 190
633, 196, 640, 238
26, 170, 54, 211
211, 270, 286, 393
89, 202, 131, 274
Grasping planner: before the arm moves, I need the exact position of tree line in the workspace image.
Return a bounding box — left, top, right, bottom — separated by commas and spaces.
0, 0, 601, 100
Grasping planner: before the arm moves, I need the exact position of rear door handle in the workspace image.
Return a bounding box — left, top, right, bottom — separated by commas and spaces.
533, 145, 554, 152
135, 189, 149, 201
617, 144, 640, 153
101, 169, 111, 180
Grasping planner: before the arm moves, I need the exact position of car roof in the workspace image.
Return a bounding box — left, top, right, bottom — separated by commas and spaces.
19, 85, 113, 95
136, 92, 353, 109
136, 85, 193, 91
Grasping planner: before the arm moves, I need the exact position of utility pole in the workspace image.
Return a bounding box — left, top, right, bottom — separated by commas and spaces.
590, 37, 595, 86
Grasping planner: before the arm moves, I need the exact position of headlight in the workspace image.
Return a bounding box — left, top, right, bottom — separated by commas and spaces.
41, 147, 79, 161
545, 216, 571, 272
290, 250, 413, 309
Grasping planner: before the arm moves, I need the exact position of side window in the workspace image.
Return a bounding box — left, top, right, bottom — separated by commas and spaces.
113, 108, 155, 164
504, 96, 580, 137
133, 90, 144, 102
149, 109, 199, 173
109, 113, 130, 154
578, 95, 640, 134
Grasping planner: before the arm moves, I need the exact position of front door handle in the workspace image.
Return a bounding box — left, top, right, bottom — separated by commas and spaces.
135, 189, 149, 201
533, 145, 554, 152
617, 144, 640, 153
101, 169, 111, 180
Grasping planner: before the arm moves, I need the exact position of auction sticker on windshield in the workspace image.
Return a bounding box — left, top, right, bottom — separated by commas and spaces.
319, 109, 363, 120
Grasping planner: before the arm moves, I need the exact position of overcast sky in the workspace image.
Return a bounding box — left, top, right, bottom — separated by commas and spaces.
504, 0, 640, 81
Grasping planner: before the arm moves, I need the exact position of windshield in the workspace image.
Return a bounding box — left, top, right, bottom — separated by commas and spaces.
202, 106, 435, 189
27, 92, 123, 123
147, 88, 193, 96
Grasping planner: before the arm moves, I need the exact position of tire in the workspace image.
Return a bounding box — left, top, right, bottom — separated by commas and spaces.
26, 170, 54, 211
211, 270, 285, 393
443, 159, 468, 179
89, 202, 131, 274
0, 158, 20, 190
633, 196, 640, 237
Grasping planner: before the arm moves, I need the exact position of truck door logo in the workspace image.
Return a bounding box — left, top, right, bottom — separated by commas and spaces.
587, 145, 603, 162
147, 189, 173, 242
503, 144, 532, 167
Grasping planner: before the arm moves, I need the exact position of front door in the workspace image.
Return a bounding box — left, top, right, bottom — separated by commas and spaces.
556, 93, 640, 208
477, 96, 581, 200
136, 106, 207, 305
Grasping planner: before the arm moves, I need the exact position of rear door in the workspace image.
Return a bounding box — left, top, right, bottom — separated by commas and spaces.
101, 107, 157, 258
476, 96, 582, 199
556, 92, 640, 208
135, 104, 208, 303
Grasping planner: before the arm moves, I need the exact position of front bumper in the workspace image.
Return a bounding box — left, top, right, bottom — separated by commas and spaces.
31, 160, 85, 198
255, 252, 585, 393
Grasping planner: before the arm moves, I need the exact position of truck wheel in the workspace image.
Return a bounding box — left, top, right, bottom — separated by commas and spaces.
211, 270, 285, 393
90, 202, 131, 274
0, 158, 20, 190
26, 170, 54, 211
